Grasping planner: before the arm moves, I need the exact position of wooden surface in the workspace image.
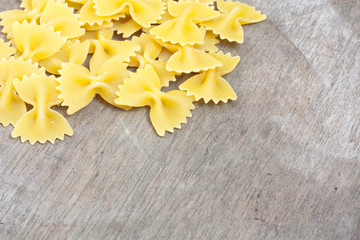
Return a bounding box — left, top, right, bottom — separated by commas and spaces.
0, 1, 359, 239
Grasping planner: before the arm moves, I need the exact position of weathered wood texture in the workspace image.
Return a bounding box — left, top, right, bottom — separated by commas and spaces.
0, 0, 359, 239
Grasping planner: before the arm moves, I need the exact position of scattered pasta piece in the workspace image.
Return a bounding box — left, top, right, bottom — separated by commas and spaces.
0, 0, 266, 143
0, 57, 45, 127
79, 0, 124, 27
201, 0, 266, 43
150, 1, 220, 46
11, 73, 73, 144
12, 21, 67, 62
40, 0, 85, 39
179, 51, 239, 103
115, 65, 195, 136
58, 55, 131, 115
165, 44, 223, 74
93, 0, 165, 28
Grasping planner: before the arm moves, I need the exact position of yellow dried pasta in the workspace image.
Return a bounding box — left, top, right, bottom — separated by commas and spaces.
201, 0, 266, 43
58, 55, 131, 115
12, 21, 67, 62
11, 73, 73, 144
79, 0, 124, 27
93, 0, 164, 28
150, 1, 220, 46
0, 57, 45, 127
153, 40, 223, 74
0, 0, 266, 142
179, 51, 239, 103
40, 0, 85, 39
115, 65, 195, 136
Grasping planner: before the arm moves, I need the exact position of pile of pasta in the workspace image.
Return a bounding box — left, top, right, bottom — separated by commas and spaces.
0, 0, 266, 144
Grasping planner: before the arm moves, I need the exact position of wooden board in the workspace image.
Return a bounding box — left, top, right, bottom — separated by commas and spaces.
0, 0, 359, 239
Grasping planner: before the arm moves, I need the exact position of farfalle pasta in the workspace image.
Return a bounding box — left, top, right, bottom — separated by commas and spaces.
115, 65, 194, 136
79, 0, 124, 28
58, 55, 131, 114
12, 21, 67, 62
40, 0, 85, 39
150, 1, 220, 45
0, 57, 45, 127
1, 0, 85, 39
11, 73, 73, 144
152, 39, 223, 74
0, 0, 266, 143
93, 0, 164, 28
179, 51, 239, 103
201, 0, 266, 43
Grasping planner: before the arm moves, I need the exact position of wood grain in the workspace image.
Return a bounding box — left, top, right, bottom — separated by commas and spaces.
0, 0, 359, 239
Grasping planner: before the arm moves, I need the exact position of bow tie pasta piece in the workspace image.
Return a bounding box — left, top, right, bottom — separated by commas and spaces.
0, 57, 45, 127
166, 44, 222, 74
79, 0, 124, 27
93, 0, 165, 28
89, 29, 140, 72
179, 51, 239, 103
12, 21, 67, 62
217, 0, 267, 25
0, 39, 16, 59
150, 1, 220, 46
115, 65, 194, 136
130, 33, 176, 87
40, 0, 85, 39
11, 73, 73, 144
58, 55, 131, 115
201, 0, 266, 43
39, 40, 90, 75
